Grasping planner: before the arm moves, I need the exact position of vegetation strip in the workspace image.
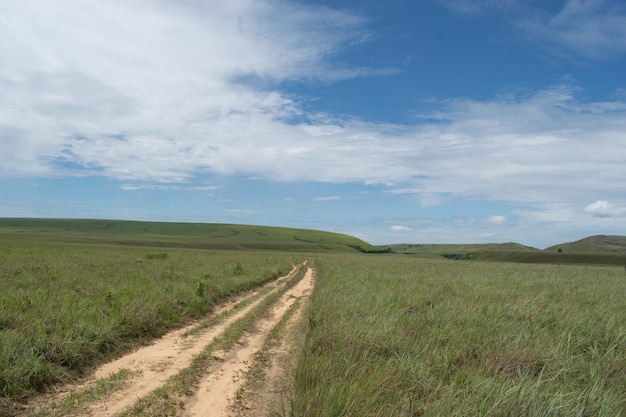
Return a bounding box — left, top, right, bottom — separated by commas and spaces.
25, 369, 134, 417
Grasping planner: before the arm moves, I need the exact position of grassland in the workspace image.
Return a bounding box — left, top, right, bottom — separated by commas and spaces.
381, 242, 538, 255
0, 234, 302, 410
0, 218, 375, 253
382, 241, 626, 266
291, 255, 626, 416
473, 250, 626, 265
3, 219, 626, 416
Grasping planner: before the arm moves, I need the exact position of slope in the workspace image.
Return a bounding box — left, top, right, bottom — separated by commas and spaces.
381, 242, 538, 256
0, 218, 375, 253
545, 235, 626, 253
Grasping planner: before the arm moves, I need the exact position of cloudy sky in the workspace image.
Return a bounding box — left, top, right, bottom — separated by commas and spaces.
2, 0, 626, 248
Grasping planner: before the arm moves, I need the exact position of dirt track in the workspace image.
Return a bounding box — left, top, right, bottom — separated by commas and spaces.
30, 263, 314, 417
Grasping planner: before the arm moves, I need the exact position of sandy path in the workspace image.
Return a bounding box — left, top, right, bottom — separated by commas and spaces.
23, 264, 298, 417
86, 265, 302, 417
27, 263, 312, 417
230, 269, 313, 417
183, 267, 314, 417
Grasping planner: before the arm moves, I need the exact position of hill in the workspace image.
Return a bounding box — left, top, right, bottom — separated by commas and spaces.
545, 235, 626, 253
0, 218, 377, 253
383, 239, 626, 265
380, 242, 538, 257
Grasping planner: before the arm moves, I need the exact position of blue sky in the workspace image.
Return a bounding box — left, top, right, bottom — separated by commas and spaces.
2, 0, 626, 248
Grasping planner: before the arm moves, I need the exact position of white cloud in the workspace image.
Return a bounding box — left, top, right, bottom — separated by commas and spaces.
390, 225, 412, 232
0, 0, 375, 179
584, 200, 626, 218
517, 1, 626, 60
223, 208, 255, 215
487, 215, 506, 224
439, 0, 626, 61
313, 196, 341, 202
438, 0, 521, 17
120, 183, 220, 192
1, 0, 626, 247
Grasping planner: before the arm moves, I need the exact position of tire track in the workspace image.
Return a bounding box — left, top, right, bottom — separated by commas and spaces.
88, 264, 305, 417
183, 266, 314, 417
27, 264, 304, 417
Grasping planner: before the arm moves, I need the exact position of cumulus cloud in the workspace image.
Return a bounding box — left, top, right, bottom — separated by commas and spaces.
487, 215, 507, 224
584, 200, 626, 218
391, 225, 413, 232
0, 0, 374, 179
1, 0, 626, 226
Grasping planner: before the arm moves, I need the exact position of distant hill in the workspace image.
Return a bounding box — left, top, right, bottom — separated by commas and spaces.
382, 238, 626, 265
380, 242, 538, 256
0, 218, 377, 253
545, 235, 626, 253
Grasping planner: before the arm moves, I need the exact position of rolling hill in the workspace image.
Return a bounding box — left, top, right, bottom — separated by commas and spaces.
382, 238, 626, 265
380, 242, 538, 256
0, 218, 377, 253
545, 235, 626, 253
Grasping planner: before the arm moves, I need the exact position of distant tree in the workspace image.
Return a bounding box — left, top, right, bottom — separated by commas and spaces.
557, 248, 563, 253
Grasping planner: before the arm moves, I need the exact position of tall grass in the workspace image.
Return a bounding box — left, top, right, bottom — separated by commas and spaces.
291, 255, 626, 416
0, 236, 301, 404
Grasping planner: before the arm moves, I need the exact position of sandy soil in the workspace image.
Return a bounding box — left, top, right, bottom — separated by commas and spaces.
28, 263, 313, 417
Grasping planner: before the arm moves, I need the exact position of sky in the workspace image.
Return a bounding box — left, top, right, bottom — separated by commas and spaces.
1, 0, 626, 248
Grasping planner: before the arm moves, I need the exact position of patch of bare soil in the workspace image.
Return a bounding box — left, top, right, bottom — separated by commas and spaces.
26, 264, 313, 417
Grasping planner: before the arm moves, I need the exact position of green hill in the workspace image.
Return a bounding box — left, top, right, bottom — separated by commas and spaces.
381, 242, 538, 256
545, 235, 626, 253
471, 250, 626, 265
0, 218, 376, 253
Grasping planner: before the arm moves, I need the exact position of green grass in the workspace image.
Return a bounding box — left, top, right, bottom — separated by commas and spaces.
0, 235, 301, 406
0, 218, 374, 253
26, 368, 134, 417
290, 255, 626, 416
4, 218, 626, 416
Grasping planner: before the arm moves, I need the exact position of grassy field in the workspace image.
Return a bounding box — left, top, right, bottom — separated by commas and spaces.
381, 237, 626, 266
381, 242, 539, 255
291, 255, 626, 416
3, 219, 626, 416
474, 250, 626, 266
0, 234, 302, 407
0, 218, 376, 253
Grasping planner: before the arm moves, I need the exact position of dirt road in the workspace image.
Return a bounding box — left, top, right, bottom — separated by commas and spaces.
30, 263, 314, 417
